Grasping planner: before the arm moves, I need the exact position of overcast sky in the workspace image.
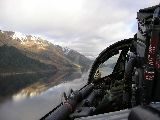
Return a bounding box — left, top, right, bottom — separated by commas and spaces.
0, 0, 159, 58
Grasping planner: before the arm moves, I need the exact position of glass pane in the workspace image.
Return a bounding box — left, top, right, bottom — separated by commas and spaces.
98, 54, 120, 78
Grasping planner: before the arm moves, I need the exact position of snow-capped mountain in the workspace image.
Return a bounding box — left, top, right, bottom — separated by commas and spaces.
55, 45, 93, 72
0, 30, 92, 72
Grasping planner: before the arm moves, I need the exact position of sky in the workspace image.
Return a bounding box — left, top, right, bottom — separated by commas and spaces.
0, 0, 159, 59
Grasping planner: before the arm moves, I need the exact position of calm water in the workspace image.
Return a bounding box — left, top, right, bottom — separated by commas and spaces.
0, 73, 88, 120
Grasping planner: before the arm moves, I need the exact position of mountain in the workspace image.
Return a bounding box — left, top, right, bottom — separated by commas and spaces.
55, 45, 92, 72
0, 45, 56, 73
0, 30, 92, 73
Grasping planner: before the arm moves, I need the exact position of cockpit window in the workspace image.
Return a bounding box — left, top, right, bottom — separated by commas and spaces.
95, 52, 120, 79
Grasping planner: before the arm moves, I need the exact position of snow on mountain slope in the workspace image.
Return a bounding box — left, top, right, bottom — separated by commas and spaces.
12, 32, 27, 40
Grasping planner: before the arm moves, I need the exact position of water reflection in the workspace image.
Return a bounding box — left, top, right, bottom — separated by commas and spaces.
0, 73, 87, 120
0, 72, 54, 101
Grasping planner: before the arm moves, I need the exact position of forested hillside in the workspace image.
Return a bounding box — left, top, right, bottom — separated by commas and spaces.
0, 45, 55, 72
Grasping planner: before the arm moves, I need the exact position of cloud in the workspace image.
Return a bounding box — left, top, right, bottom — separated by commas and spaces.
0, 0, 159, 58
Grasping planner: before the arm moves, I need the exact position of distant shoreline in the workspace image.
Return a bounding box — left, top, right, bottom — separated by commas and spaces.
0, 70, 54, 76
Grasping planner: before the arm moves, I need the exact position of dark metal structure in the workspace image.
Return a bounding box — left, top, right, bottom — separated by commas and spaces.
40, 4, 160, 120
